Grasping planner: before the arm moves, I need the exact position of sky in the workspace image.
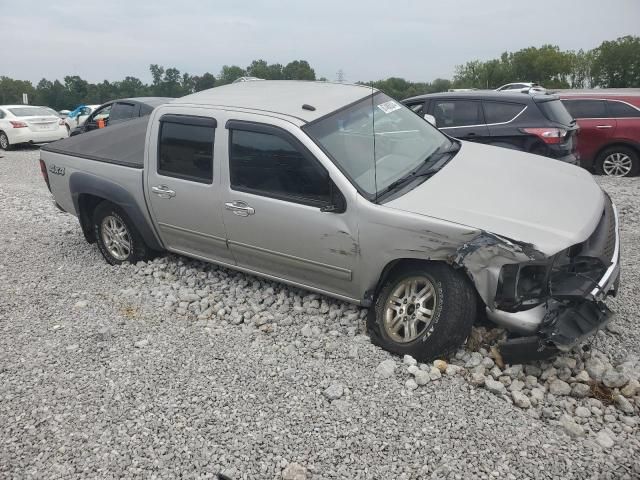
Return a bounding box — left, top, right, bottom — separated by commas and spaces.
4, 0, 640, 85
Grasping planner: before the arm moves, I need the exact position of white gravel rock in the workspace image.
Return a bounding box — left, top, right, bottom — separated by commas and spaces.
414, 370, 430, 386
375, 359, 396, 379
403, 354, 417, 366
595, 430, 615, 449
549, 379, 571, 396
560, 415, 585, 438
602, 369, 630, 388
512, 391, 531, 409
323, 383, 344, 401
485, 378, 506, 395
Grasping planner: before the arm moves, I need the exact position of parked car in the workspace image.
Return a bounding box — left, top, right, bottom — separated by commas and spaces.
496, 82, 546, 93
0, 105, 68, 150
69, 97, 172, 136
40, 81, 619, 363
63, 104, 101, 134
559, 93, 640, 177
402, 91, 579, 164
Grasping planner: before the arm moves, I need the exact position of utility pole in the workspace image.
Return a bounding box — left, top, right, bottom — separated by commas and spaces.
336, 69, 345, 83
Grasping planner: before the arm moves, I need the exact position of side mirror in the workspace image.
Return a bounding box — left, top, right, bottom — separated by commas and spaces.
423, 114, 436, 126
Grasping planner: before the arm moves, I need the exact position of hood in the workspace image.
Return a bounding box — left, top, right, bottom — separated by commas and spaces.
385, 141, 604, 255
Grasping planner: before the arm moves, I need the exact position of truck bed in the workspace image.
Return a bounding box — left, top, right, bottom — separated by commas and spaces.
41, 116, 149, 168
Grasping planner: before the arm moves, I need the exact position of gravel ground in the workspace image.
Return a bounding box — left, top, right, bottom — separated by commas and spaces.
1, 147, 639, 479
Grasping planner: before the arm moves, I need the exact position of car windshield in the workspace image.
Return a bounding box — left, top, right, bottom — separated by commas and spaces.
9, 107, 57, 117
303, 92, 450, 198
537, 99, 574, 126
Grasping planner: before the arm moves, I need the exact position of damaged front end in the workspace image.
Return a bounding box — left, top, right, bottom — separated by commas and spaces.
458, 195, 620, 363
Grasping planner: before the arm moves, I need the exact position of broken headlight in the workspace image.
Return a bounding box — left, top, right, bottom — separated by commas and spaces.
495, 263, 550, 311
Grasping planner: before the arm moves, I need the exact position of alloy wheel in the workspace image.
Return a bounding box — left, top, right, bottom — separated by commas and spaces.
101, 215, 131, 261
383, 276, 437, 343
603, 152, 633, 177
0, 134, 8, 149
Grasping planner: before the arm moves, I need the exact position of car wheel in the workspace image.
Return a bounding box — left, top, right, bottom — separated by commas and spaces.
367, 262, 476, 362
0, 132, 11, 150
596, 146, 639, 177
93, 201, 149, 265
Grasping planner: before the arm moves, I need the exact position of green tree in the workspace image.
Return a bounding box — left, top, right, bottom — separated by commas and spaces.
282, 60, 315, 80
218, 65, 246, 85
246, 59, 283, 79
0, 76, 36, 104
591, 35, 640, 88
193, 73, 216, 92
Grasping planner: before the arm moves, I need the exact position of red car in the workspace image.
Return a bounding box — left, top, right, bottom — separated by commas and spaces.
560, 92, 640, 177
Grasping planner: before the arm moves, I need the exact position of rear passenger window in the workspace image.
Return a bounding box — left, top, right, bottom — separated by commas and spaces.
229, 128, 331, 205
431, 100, 482, 128
158, 116, 215, 183
607, 101, 640, 118
562, 100, 607, 119
483, 102, 524, 124
110, 103, 136, 123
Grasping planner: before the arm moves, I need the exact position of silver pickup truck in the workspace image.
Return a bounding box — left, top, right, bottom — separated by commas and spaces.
40, 81, 620, 362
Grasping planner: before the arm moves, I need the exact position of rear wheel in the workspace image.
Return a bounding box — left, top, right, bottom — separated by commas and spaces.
596, 146, 639, 177
367, 263, 476, 362
0, 132, 10, 150
93, 202, 149, 265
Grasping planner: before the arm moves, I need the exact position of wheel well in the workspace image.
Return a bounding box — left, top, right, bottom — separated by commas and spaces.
595, 142, 640, 163
372, 258, 485, 308
77, 194, 107, 243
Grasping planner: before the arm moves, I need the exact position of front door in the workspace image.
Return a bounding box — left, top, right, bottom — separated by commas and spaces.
146, 113, 235, 264
220, 119, 359, 300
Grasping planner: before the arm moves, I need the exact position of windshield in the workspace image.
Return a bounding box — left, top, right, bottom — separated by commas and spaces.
9, 107, 58, 117
537, 99, 574, 126
303, 92, 450, 197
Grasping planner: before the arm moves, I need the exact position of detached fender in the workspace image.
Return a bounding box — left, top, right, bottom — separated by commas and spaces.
69, 171, 164, 251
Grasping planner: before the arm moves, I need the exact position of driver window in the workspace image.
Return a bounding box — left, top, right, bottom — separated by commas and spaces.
91, 105, 112, 128
229, 128, 331, 206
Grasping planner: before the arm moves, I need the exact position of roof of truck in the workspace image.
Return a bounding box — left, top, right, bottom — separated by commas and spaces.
175, 81, 377, 123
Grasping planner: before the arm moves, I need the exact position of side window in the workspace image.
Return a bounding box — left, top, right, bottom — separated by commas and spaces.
561, 99, 606, 119
92, 105, 112, 121
407, 102, 425, 116
229, 127, 331, 205
483, 102, 525, 124
110, 102, 136, 123
158, 116, 215, 183
606, 100, 640, 118
432, 100, 482, 128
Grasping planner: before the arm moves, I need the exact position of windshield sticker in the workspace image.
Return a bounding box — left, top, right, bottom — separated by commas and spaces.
377, 100, 402, 114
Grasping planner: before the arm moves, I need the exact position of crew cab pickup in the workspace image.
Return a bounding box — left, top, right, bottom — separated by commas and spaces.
40, 81, 621, 362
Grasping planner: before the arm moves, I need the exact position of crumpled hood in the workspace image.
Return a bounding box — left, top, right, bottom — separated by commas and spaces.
385, 141, 605, 255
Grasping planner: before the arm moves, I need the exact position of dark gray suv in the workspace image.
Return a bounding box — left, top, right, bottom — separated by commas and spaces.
402, 91, 579, 164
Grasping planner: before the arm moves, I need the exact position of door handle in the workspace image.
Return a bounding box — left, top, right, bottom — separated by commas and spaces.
151, 185, 176, 198
465, 132, 477, 137
596, 125, 613, 129
225, 201, 255, 217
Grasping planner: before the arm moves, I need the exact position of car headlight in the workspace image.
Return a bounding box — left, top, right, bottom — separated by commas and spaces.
495, 263, 550, 311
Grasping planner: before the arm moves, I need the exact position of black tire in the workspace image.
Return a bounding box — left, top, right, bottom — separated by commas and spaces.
0, 132, 11, 151
93, 201, 149, 265
595, 146, 639, 177
367, 262, 476, 362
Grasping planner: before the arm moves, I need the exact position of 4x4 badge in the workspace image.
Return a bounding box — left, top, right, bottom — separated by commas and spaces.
49, 164, 65, 176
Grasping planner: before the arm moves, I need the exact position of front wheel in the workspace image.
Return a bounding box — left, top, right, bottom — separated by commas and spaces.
367, 263, 476, 362
596, 146, 639, 177
93, 202, 149, 265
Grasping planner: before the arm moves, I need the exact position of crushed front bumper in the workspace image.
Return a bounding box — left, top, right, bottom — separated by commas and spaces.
488, 197, 620, 361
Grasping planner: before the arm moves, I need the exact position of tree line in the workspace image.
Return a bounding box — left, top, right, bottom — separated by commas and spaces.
0, 36, 638, 111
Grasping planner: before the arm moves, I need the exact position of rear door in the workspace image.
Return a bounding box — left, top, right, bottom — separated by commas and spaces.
220, 114, 359, 299
561, 99, 616, 165
428, 99, 489, 141
145, 111, 235, 264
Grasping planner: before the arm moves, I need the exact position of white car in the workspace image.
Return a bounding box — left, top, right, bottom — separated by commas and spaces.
63, 105, 101, 134
0, 105, 68, 150
496, 82, 546, 94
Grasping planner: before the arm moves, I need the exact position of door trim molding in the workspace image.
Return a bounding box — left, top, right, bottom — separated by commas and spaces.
157, 222, 227, 245
228, 239, 352, 281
